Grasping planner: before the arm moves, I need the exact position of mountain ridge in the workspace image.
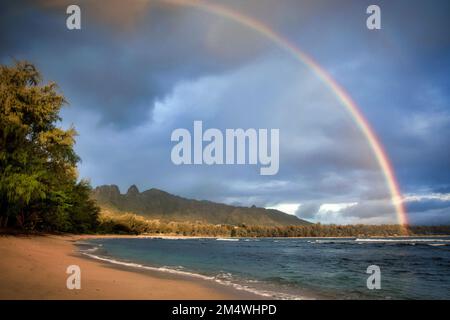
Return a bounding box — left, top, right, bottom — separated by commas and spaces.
92, 184, 311, 227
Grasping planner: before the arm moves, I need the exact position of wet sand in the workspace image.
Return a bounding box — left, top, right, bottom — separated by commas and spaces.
0, 234, 259, 299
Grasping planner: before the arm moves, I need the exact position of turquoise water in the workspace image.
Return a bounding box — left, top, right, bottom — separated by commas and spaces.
78, 237, 450, 299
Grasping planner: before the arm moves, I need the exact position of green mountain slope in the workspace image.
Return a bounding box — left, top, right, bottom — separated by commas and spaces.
92, 185, 311, 227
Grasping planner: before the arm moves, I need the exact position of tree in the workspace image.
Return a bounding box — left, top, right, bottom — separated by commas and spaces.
0, 61, 99, 231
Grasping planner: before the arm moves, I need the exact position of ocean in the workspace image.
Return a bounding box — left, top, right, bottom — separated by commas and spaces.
78, 237, 450, 299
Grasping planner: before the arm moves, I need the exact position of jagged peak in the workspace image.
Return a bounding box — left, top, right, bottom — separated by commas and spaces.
94, 184, 120, 195
90, 184, 310, 226
126, 184, 140, 196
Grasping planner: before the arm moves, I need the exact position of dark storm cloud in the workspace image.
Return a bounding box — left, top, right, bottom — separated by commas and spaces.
295, 203, 321, 220
434, 186, 450, 194
347, 67, 450, 195
64, 55, 389, 215
406, 198, 450, 214
321, 0, 450, 199
2, 0, 450, 224
1, 0, 271, 128
299, 196, 450, 225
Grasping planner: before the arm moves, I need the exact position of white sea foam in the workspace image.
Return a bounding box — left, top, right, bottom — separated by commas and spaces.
81, 251, 215, 281
355, 238, 450, 243
79, 246, 306, 300
313, 239, 352, 244
216, 238, 239, 241
75, 241, 95, 246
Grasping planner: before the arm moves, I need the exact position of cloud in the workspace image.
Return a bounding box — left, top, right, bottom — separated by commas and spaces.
33, 0, 153, 29
1, 0, 271, 128
403, 193, 450, 225
267, 203, 300, 216
2, 0, 450, 225
295, 203, 321, 220
60, 54, 389, 213
306, 194, 450, 225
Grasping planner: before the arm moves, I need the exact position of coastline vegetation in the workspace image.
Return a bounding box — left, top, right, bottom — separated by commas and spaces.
98, 211, 450, 237
0, 61, 99, 232
1, 61, 449, 238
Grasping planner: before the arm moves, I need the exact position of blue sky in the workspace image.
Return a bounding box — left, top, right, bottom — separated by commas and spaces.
1, 0, 449, 224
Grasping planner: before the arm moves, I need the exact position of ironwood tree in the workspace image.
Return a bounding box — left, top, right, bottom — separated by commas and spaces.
0, 61, 99, 232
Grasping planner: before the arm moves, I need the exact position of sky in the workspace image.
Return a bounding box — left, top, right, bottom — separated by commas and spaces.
1, 0, 449, 225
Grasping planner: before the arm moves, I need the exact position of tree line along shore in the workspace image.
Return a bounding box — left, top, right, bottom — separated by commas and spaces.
1, 61, 449, 238
97, 212, 450, 237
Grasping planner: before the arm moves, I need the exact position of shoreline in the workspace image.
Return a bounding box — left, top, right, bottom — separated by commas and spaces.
74, 233, 450, 240
2, 233, 448, 299
0, 234, 261, 299
75, 238, 314, 300
74, 234, 450, 300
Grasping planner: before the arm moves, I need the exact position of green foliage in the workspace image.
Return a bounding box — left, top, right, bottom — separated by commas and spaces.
97, 210, 450, 237
0, 61, 99, 232
92, 185, 310, 227
2, 61, 447, 238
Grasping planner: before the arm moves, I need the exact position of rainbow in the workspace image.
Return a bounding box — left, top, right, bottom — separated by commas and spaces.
162, 0, 408, 226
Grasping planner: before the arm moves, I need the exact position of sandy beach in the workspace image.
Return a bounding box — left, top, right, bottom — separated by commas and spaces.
0, 234, 258, 300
